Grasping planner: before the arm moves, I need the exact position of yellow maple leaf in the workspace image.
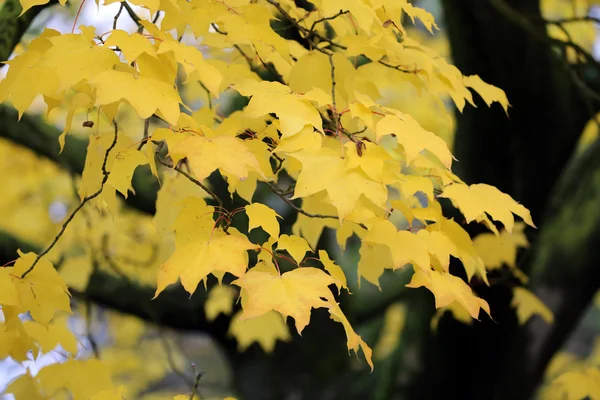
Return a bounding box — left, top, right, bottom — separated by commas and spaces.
473, 222, 529, 271
156, 231, 257, 296
106, 148, 149, 198
358, 242, 392, 288
245, 203, 282, 238
232, 267, 338, 333
205, 284, 237, 321
318, 250, 348, 293
104, 30, 157, 64
11, 251, 71, 326
90, 70, 183, 125
463, 75, 510, 115
376, 114, 453, 168
291, 147, 388, 220
329, 302, 374, 370
277, 234, 312, 265
36, 359, 114, 399
234, 80, 323, 136
363, 218, 430, 271
406, 268, 491, 320
171, 135, 262, 182
511, 287, 553, 324
23, 314, 78, 355
228, 310, 291, 352
440, 183, 535, 233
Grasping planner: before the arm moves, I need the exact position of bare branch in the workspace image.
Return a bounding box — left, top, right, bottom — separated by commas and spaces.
21, 121, 119, 278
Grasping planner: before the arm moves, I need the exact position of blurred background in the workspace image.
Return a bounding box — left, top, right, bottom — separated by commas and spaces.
2, 0, 600, 399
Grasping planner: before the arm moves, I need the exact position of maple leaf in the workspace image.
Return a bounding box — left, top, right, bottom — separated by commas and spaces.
277, 234, 312, 265
440, 183, 535, 233
90, 70, 183, 125
245, 203, 282, 238
318, 250, 348, 293
232, 267, 338, 333
511, 287, 553, 324
329, 302, 374, 371
104, 30, 157, 64
363, 218, 430, 271
11, 251, 71, 326
156, 231, 258, 296
291, 147, 388, 220
171, 135, 263, 182
106, 148, 149, 198
205, 285, 237, 321
228, 310, 291, 352
376, 114, 453, 168
234, 80, 323, 136
406, 268, 491, 320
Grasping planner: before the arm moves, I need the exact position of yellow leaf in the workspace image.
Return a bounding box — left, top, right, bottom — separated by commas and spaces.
277, 234, 312, 265
406, 268, 491, 320
5, 373, 44, 400
473, 222, 529, 270
376, 114, 453, 168
90, 70, 183, 125
205, 285, 237, 321
291, 147, 388, 220
11, 251, 71, 326
232, 267, 337, 333
329, 302, 374, 370
0, 267, 19, 306
156, 231, 257, 296
358, 242, 392, 288
546, 367, 600, 400
104, 30, 157, 64
245, 203, 281, 238
157, 40, 222, 96
464, 74, 510, 115
428, 218, 487, 283
511, 287, 553, 324
106, 148, 149, 198
363, 218, 430, 271
321, 0, 377, 33
318, 250, 348, 293
24, 315, 78, 355
234, 80, 323, 136
37, 359, 114, 399
400, 0, 439, 33
172, 135, 262, 182
228, 310, 291, 352
440, 183, 535, 233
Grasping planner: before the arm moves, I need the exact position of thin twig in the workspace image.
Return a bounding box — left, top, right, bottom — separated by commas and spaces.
137, 118, 150, 150
190, 364, 205, 400
121, 1, 144, 32
266, 182, 336, 220
152, 10, 161, 24
21, 122, 119, 278
198, 81, 213, 109
113, 2, 124, 30
309, 9, 349, 33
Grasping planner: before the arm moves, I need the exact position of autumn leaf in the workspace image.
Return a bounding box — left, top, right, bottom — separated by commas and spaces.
156, 231, 258, 296
232, 267, 338, 333
246, 203, 282, 238
228, 310, 291, 352
406, 268, 491, 320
